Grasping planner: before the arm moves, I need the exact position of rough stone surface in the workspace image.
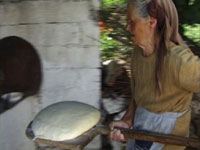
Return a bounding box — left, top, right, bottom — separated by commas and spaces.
0, 1, 91, 24
0, 23, 80, 46
0, 0, 100, 150
36, 45, 100, 68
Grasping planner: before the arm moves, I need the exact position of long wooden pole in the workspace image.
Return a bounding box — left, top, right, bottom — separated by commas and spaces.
26, 123, 200, 150
97, 126, 200, 148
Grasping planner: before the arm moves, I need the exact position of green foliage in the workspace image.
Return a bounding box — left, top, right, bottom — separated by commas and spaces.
102, 0, 126, 6
173, 0, 200, 24
100, 31, 119, 60
100, 0, 133, 61
102, 0, 127, 11
183, 24, 200, 46
100, 30, 132, 61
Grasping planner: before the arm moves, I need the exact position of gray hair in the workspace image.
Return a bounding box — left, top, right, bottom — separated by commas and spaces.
128, 0, 149, 19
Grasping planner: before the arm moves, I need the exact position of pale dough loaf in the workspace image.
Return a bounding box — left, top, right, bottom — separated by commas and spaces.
31, 101, 101, 141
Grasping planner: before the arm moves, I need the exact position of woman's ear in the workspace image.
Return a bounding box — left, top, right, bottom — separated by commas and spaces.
149, 16, 157, 30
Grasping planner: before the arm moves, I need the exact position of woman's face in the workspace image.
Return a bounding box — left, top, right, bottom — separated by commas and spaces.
127, 4, 155, 51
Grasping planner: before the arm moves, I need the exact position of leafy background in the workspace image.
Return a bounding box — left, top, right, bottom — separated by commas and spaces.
100, 0, 200, 61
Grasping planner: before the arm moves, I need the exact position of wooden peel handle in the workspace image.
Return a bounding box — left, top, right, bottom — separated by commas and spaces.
96, 126, 200, 148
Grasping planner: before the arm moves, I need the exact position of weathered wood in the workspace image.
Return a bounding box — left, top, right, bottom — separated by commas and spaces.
115, 127, 200, 148
26, 123, 200, 150
96, 126, 200, 148
26, 122, 99, 150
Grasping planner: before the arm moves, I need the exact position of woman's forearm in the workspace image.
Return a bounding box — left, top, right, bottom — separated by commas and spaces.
122, 98, 136, 127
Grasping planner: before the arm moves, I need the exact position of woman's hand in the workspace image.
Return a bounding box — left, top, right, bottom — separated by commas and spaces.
109, 121, 130, 142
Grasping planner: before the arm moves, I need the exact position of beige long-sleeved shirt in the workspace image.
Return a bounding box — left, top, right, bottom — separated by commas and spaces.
131, 43, 200, 114
131, 43, 200, 149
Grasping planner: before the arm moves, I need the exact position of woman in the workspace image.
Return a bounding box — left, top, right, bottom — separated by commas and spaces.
109, 0, 200, 150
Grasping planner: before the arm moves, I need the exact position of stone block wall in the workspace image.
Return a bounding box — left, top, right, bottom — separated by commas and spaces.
0, 0, 100, 150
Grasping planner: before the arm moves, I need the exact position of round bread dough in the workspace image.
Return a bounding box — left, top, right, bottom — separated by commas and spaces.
31, 101, 101, 141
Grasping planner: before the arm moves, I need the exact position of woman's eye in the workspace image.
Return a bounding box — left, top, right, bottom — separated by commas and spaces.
126, 20, 135, 29
130, 21, 135, 26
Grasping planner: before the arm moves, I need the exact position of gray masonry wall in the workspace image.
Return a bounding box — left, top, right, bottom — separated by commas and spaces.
0, 0, 100, 150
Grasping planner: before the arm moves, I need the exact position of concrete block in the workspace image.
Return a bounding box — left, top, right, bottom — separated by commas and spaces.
0, 0, 92, 25
79, 21, 100, 46
0, 23, 80, 46
36, 45, 100, 69
0, 96, 39, 150
40, 68, 100, 108
0, 1, 100, 150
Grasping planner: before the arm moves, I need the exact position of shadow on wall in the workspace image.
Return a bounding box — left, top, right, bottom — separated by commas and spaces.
0, 36, 42, 114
